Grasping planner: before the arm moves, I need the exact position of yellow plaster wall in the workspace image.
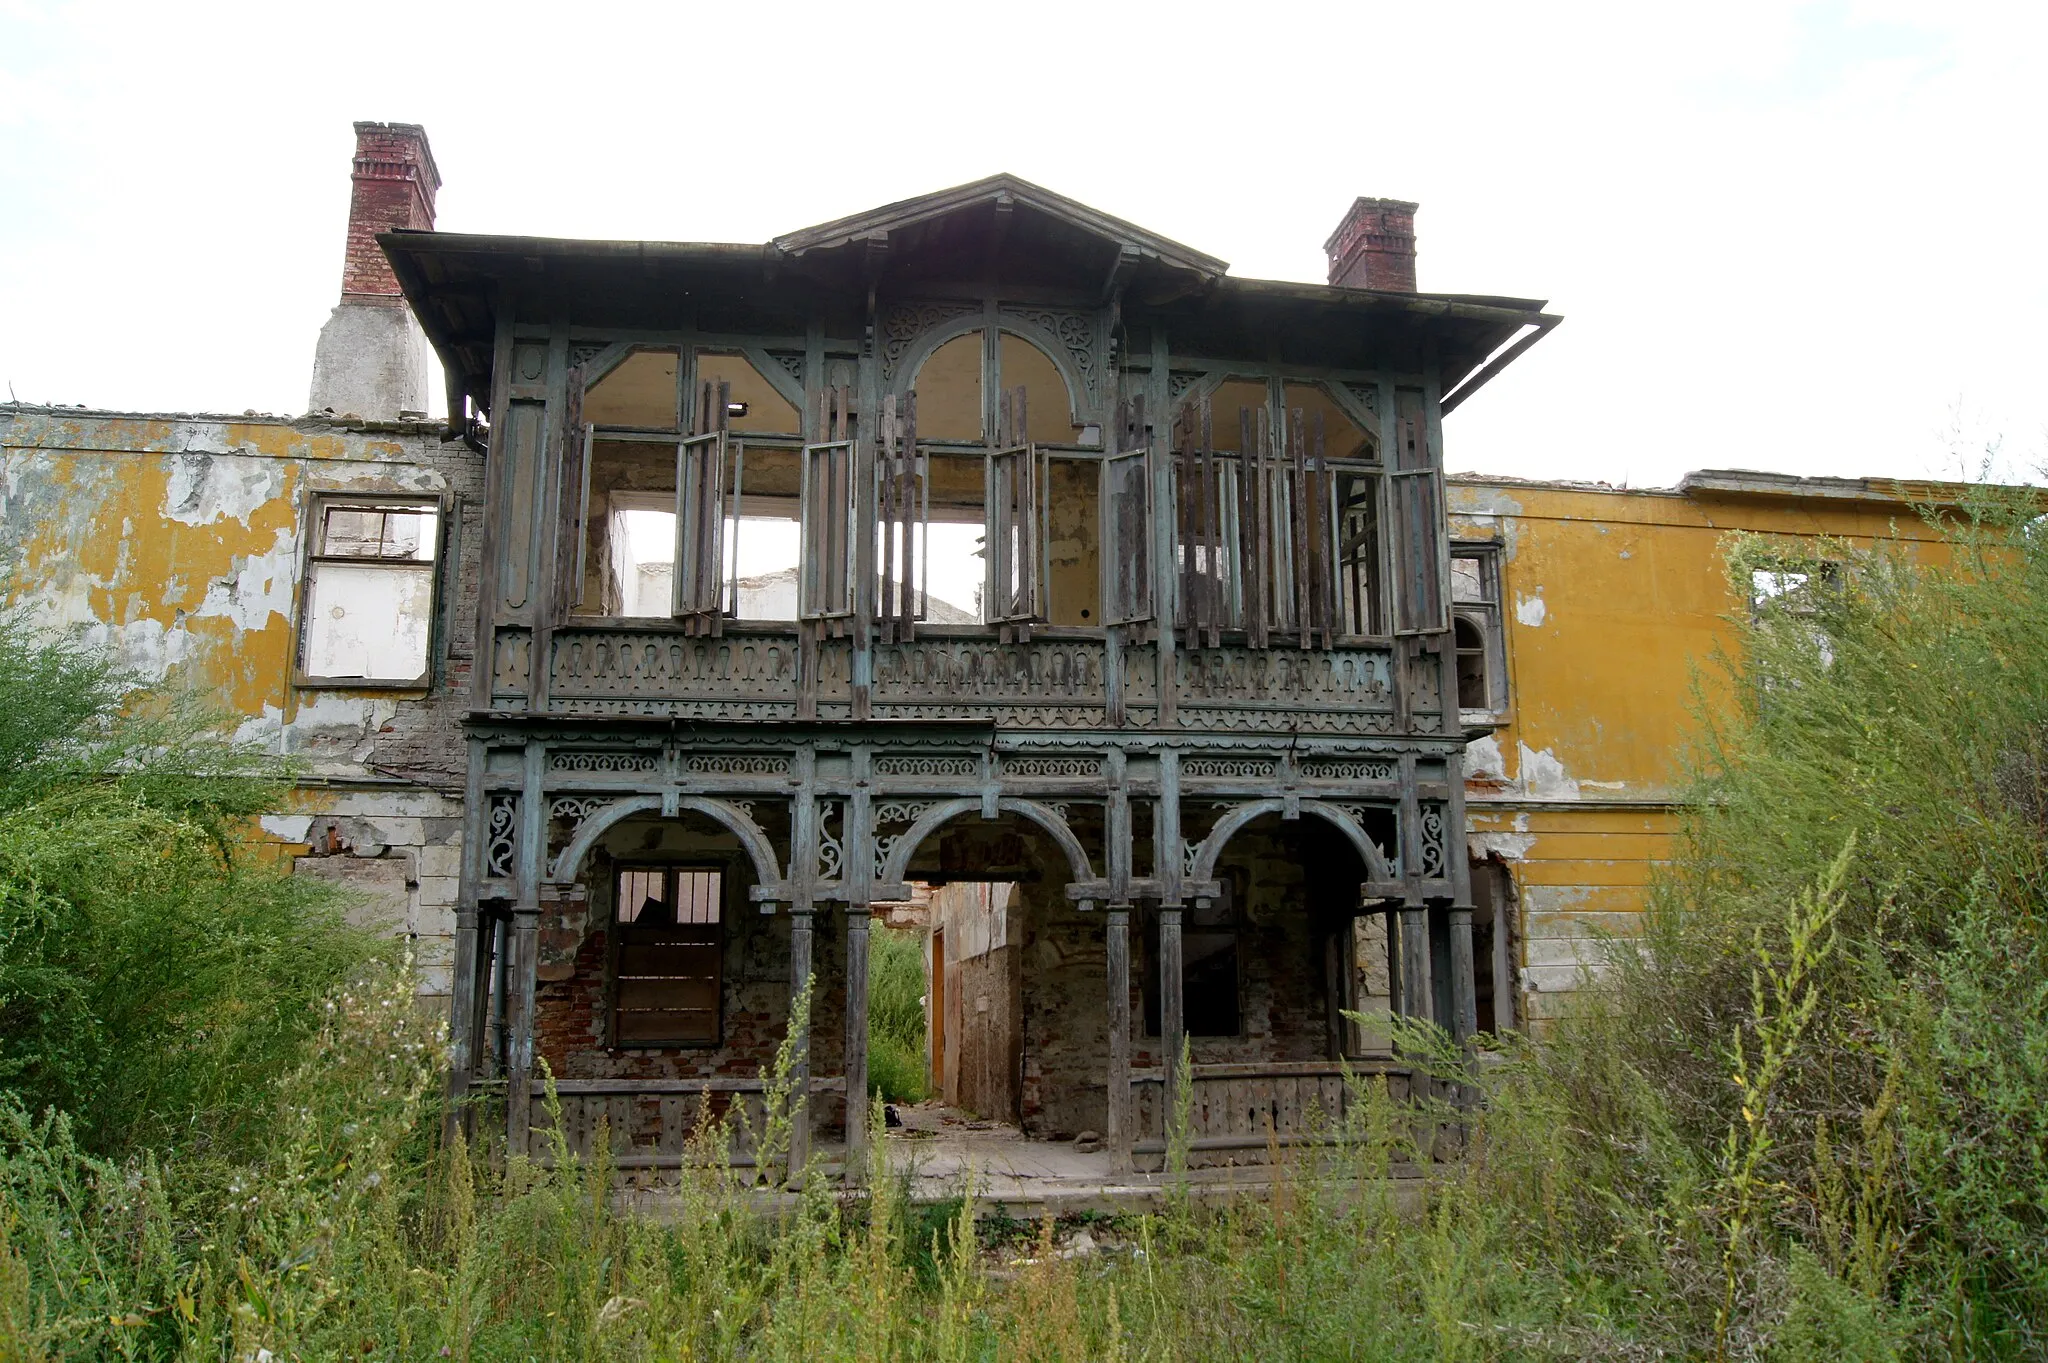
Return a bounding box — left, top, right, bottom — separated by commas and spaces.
1448, 476, 1949, 1021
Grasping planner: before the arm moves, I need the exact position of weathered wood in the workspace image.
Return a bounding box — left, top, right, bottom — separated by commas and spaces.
787, 905, 814, 1178
504, 906, 539, 1155
1159, 904, 1185, 1122
843, 908, 872, 1172
1106, 905, 1132, 1174
1448, 905, 1479, 1047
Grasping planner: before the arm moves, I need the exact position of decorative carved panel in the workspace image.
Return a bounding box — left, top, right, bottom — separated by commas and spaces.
550, 750, 659, 775
999, 306, 1100, 408
1180, 756, 1278, 780
1298, 758, 1398, 782
880, 301, 980, 382
484, 793, 520, 880
873, 754, 977, 779
1003, 755, 1101, 779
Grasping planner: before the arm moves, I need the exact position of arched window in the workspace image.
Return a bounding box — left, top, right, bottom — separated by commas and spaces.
913, 331, 984, 440
998, 332, 1076, 443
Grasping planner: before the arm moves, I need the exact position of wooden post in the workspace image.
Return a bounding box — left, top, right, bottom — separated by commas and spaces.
504, 904, 539, 1156
787, 904, 813, 1180
1399, 902, 1432, 1026
1448, 906, 1479, 1047
1159, 904, 1185, 1119
444, 906, 481, 1142
1106, 904, 1132, 1174
844, 907, 872, 1172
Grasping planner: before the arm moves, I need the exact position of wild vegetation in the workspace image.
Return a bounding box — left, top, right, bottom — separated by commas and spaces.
868, 924, 931, 1105
1, 491, 2044, 1359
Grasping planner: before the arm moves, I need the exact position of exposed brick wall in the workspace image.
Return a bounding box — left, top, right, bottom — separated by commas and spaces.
339, 122, 439, 299
1325, 197, 1419, 293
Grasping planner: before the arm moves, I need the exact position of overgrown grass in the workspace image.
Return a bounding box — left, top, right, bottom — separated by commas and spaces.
4, 494, 2046, 1358
869, 924, 929, 1104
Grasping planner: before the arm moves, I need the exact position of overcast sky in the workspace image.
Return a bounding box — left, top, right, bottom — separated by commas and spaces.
3, 0, 2042, 488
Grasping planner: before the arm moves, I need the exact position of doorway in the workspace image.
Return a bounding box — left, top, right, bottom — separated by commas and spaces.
926, 882, 1022, 1122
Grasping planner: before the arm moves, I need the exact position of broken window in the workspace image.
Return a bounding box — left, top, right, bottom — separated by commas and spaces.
1389, 388, 1448, 635
611, 865, 723, 1046
297, 497, 440, 687
1143, 888, 1242, 1038
1099, 396, 1153, 627
1450, 544, 1506, 713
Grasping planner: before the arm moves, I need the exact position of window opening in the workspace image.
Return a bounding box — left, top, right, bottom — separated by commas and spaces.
922, 451, 989, 623
1282, 382, 1376, 461
1335, 467, 1386, 635
1389, 388, 1448, 635
1100, 395, 1154, 627
583, 349, 680, 429
299, 499, 440, 686
1449, 544, 1506, 712
695, 350, 800, 435
612, 865, 723, 1046
1143, 887, 1241, 1038
914, 331, 984, 441
987, 387, 1046, 634
800, 386, 857, 628
875, 391, 927, 642
998, 332, 1077, 444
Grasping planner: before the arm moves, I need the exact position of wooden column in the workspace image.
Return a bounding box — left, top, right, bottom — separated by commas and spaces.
1106, 904, 1132, 1174
1399, 902, 1433, 1026
1447, 906, 1479, 1046
503, 904, 539, 1156
844, 907, 872, 1171
1159, 904, 1185, 1119
443, 906, 481, 1142
786, 904, 814, 1180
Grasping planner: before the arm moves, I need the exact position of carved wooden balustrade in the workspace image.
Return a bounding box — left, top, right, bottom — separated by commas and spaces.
488, 623, 1434, 737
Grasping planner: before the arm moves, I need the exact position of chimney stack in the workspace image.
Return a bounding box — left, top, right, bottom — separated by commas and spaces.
308, 122, 441, 421
1324, 197, 1418, 292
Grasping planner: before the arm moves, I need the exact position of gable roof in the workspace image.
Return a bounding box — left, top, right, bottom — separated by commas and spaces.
772, 173, 1228, 281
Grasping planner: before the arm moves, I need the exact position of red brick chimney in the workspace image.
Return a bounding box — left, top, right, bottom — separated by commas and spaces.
310, 122, 440, 421
1324, 197, 1418, 292
339, 122, 440, 297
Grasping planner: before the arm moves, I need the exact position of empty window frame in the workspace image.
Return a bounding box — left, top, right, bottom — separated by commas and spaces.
1173, 378, 1381, 646
1450, 544, 1507, 713
611, 865, 724, 1046
1142, 890, 1242, 1039
297, 497, 441, 687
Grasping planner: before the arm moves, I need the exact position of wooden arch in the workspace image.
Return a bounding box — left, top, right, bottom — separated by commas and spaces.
877, 796, 1095, 888
547, 794, 783, 889
892, 315, 1089, 432
1187, 798, 1395, 885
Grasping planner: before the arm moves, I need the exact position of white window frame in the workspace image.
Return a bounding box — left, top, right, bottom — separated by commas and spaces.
294, 493, 444, 690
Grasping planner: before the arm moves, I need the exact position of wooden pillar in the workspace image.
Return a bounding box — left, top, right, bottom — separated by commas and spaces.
1159, 904, 1185, 1119
844, 907, 872, 1170
1399, 901, 1433, 1026
786, 904, 814, 1180
1105, 904, 1132, 1174
482, 913, 507, 1076
444, 906, 481, 1141
1447, 906, 1479, 1046
503, 904, 539, 1156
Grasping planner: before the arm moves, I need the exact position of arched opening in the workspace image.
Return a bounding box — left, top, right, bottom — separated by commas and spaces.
998, 331, 1077, 443
912, 331, 983, 440
880, 801, 1099, 1135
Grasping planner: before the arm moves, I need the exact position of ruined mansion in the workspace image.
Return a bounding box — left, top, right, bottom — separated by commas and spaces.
1, 123, 1962, 1172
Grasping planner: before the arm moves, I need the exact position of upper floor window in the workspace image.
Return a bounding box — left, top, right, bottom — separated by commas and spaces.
1450, 544, 1506, 713
297, 497, 440, 688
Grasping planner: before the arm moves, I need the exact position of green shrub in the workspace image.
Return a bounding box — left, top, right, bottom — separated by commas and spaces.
867, 925, 928, 1102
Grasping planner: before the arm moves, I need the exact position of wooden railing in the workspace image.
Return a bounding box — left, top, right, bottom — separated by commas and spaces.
528, 1076, 843, 1168
1130, 1059, 1411, 1155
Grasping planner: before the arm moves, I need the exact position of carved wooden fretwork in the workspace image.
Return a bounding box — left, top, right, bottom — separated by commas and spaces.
483, 793, 520, 880
880, 301, 980, 382
550, 750, 659, 775
873, 754, 977, 779
1298, 758, 1398, 782
816, 801, 844, 881
546, 796, 607, 858
568, 342, 608, 369
1003, 755, 1100, 779
1168, 372, 1203, 403
870, 800, 933, 879
1343, 382, 1380, 416
1180, 756, 1278, 780
1420, 803, 1449, 880
999, 306, 1099, 407
1335, 803, 1401, 875
493, 630, 532, 696
682, 753, 792, 776
768, 351, 805, 388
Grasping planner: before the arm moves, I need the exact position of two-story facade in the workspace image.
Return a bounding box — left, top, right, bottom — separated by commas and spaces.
22, 123, 1972, 1183
373, 150, 1557, 1171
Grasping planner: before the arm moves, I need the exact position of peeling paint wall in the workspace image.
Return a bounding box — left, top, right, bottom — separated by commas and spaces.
1446, 475, 1952, 1025
0, 405, 485, 1000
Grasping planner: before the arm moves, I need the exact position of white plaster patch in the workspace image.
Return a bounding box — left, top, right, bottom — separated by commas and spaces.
1515, 593, 1547, 627
260, 814, 315, 842
1465, 733, 1507, 781
193, 526, 300, 630
1468, 830, 1537, 860
78, 615, 196, 683
163, 451, 285, 527
284, 690, 402, 766
1518, 743, 1581, 800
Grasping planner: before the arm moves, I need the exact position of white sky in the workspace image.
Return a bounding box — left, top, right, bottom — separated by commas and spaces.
3, 0, 2043, 488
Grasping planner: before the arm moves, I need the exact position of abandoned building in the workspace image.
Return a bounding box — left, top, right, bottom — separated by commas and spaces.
0, 122, 1977, 1177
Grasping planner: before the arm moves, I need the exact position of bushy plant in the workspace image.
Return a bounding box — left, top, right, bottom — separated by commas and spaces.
0, 606, 384, 1155
867, 925, 929, 1103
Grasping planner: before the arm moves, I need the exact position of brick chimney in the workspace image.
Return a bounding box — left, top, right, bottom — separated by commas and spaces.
1324, 197, 1418, 292
309, 122, 441, 421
